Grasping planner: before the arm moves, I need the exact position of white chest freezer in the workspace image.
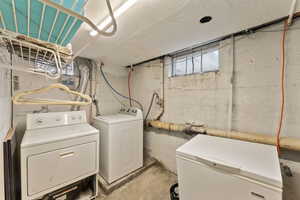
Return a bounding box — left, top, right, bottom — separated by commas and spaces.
176, 135, 282, 200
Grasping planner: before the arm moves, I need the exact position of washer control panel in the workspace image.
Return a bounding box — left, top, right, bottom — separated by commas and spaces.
27, 111, 87, 130
119, 107, 143, 119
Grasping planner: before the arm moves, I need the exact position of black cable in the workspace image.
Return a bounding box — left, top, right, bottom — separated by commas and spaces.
99, 65, 144, 111
144, 92, 159, 121
257, 26, 300, 32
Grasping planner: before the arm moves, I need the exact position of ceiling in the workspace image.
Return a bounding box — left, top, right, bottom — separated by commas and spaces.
72, 0, 299, 71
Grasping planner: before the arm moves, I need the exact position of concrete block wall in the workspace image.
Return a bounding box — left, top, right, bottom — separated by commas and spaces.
4, 58, 128, 141
93, 67, 128, 116
0, 68, 11, 138
126, 20, 300, 199
10, 67, 93, 199
232, 27, 300, 136
0, 57, 127, 199
11, 59, 129, 132
0, 67, 11, 200
12, 70, 92, 133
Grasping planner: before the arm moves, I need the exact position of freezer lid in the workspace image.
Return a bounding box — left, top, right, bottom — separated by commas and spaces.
176, 135, 282, 188
94, 114, 142, 124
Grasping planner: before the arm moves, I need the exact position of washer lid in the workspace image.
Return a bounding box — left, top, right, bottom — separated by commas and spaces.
22, 123, 99, 148
176, 135, 282, 188
94, 114, 142, 124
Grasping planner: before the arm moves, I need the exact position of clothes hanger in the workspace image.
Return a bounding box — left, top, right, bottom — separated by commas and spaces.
12, 83, 92, 106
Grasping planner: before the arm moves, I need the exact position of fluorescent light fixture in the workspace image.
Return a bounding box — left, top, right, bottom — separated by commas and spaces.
90, 0, 138, 36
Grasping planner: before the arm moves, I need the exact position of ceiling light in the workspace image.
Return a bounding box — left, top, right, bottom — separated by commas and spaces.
90, 0, 138, 36
200, 16, 212, 24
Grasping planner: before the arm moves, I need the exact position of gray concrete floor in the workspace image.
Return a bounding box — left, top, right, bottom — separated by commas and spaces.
96, 164, 177, 200
94, 163, 297, 200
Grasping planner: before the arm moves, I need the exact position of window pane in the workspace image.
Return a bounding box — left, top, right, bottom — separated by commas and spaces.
193, 53, 202, 73
171, 42, 219, 76
174, 57, 186, 76
186, 55, 193, 74
202, 49, 219, 72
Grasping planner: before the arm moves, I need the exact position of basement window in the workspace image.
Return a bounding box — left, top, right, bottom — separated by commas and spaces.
170, 43, 219, 77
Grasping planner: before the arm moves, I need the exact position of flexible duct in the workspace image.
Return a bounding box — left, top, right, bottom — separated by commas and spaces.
156, 58, 165, 120
148, 120, 300, 152
144, 92, 160, 121
71, 64, 90, 111
93, 98, 101, 116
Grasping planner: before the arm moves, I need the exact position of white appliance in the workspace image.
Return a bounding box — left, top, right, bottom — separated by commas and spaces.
176, 135, 282, 200
21, 111, 99, 200
93, 107, 143, 184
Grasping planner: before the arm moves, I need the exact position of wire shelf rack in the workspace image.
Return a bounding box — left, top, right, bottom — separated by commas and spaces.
0, 0, 117, 79
0, 30, 72, 79
0, 0, 87, 79
0, 0, 88, 46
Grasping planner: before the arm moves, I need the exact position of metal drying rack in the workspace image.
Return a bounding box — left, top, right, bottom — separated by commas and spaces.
0, 0, 117, 79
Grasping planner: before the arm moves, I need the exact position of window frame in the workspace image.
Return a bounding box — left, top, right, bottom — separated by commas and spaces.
170, 42, 220, 77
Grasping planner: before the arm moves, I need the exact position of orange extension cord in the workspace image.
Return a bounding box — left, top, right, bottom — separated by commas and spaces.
276, 12, 300, 154
128, 68, 132, 107
276, 19, 288, 154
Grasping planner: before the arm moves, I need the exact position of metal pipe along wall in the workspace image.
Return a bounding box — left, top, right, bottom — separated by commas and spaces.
148, 120, 300, 152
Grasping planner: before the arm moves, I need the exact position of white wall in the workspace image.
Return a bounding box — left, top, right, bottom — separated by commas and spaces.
133, 21, 300, 137
2, 58, 126, 199
12, 58, 99, 133
12, 70, 92, 133
10, 64, 93, 199
11, 60, 128, 130
93, 66, 128, 116
125, 20, 300, 200
0, 67, 12, 200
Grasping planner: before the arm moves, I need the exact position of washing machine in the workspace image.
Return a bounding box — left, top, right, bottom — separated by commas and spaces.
21, 111, 99, 200
93, 107, 143, 184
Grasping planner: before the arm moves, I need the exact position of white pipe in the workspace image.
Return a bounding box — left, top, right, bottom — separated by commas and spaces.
27, 0, 30, 36
39, 0, 117, 37
156, 59, 165, 120
0, 13, 6, 29
71, 64, 90, 111
148, 120, 300, 152
11, 0, 18, 33
90, 0, 137, 36
38, 4, 46, 39
19, 41, 24, 62
47, 0, 63, 42
60, 18, 78, 45
54, 0, 79, 43
288, 0, 297, 25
